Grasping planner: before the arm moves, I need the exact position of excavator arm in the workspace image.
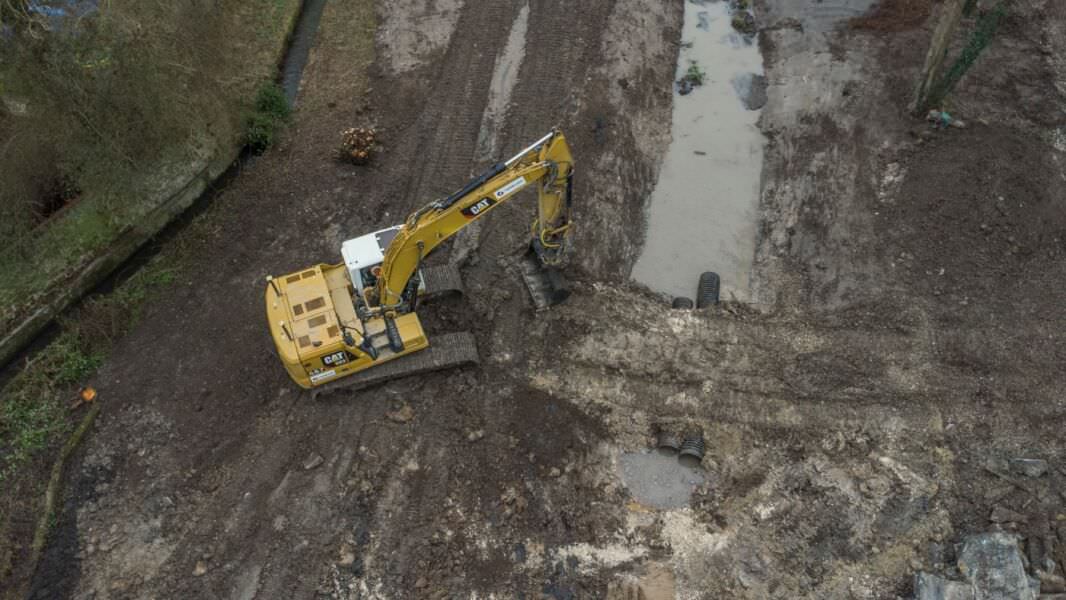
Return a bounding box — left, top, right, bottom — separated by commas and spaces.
375, 129, 574, 308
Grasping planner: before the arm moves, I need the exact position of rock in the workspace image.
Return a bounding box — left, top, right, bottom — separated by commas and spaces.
337, 543, 356, 566
995, 198, 1009, 216
1010, 459, 1048, 478
549, 467, 562, 478
746, 74, 768, 110
990, 505, 1028, 524
929, 542, 948, 568
986, 484, 1014, 503
914, 572, 975, 600
466, 429, 484, 442
957, 532, 1037, 600
606, 563, 676, 600
1029, 535, 1057, 577
415, 577, 428, 589
732, 73, 768, 110
984, 457, 1011, 475
1040, 573, 1066, 593
193, 560, 208, 576
387, 405, 414, 423
514, 542, 527, 563
302, 453, 324, 470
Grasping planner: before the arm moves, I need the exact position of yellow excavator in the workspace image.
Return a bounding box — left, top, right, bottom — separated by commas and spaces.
264, 129, 574, 392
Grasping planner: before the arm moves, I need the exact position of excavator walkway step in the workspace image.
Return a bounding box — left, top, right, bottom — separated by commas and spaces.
310, 331, 479, 399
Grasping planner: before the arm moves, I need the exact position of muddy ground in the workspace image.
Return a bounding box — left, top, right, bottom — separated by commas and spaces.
23, 0, 1066, 598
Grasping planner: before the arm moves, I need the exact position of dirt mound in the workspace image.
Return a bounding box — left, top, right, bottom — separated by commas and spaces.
850, 0, 934, 32
888, 126, 1066, 319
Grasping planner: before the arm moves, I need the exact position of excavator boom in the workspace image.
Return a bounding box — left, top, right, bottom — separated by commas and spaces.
376, 129, 573, 308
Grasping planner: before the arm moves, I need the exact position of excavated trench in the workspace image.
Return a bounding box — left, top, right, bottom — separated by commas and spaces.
630, 0, 766, 303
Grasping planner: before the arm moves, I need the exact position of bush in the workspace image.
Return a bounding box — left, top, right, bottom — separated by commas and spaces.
244, 82, 290, 153
255, 82, 291, 120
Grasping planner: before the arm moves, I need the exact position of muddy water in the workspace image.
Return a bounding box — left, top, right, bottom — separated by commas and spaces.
630, 0, 765, 302
618, 451, 705, 509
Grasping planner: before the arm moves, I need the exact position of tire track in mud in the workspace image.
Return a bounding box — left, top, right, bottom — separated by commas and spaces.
379, 1, 517, 214
293, 1, 656, 596
486, 0, 620, 267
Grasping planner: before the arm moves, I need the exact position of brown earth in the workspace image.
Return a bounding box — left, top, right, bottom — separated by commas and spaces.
20, 0, 1066, 598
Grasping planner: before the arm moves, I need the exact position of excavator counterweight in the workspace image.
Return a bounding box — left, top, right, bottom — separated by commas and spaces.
265, 129, 575, 393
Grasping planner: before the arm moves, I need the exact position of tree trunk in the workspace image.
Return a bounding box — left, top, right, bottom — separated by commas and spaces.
912, 0, 967, 114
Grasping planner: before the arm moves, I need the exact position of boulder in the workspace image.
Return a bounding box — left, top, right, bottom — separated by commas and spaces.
957, 533, 1039, 600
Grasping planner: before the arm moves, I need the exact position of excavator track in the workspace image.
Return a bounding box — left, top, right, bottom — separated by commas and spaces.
421, 264, 464, 298
310, 332, 479, 399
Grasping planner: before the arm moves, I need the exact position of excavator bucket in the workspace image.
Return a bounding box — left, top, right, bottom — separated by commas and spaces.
518, 247, 570, 310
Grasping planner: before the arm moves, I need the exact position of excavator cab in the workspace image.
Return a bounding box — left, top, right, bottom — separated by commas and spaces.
342, 225, 418, 299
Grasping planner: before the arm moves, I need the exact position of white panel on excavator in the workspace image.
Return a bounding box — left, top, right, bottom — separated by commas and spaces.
341, 225, 399, 291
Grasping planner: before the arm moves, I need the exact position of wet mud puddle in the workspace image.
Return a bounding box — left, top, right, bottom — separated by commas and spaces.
618, 450, 705, 509
631, 0, 766, 302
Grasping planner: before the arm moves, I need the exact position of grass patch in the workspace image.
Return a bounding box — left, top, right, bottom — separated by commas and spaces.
0, 253, 179, 592
0, 2, 303, 593
0, 262, 175, 482
0, 334, 98, 481
0, 0, 302, 334
245, 82, 292, 153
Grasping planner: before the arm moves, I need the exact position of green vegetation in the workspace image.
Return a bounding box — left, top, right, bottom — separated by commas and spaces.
731, 12, 757, 36
0, 0, 301, 591
685, 61, 706, 87
0, 253, 178, 590
0, 0, 300, 330
245, 82, 292, 153
0, 262, 175, 482
0, 334, 97, 482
